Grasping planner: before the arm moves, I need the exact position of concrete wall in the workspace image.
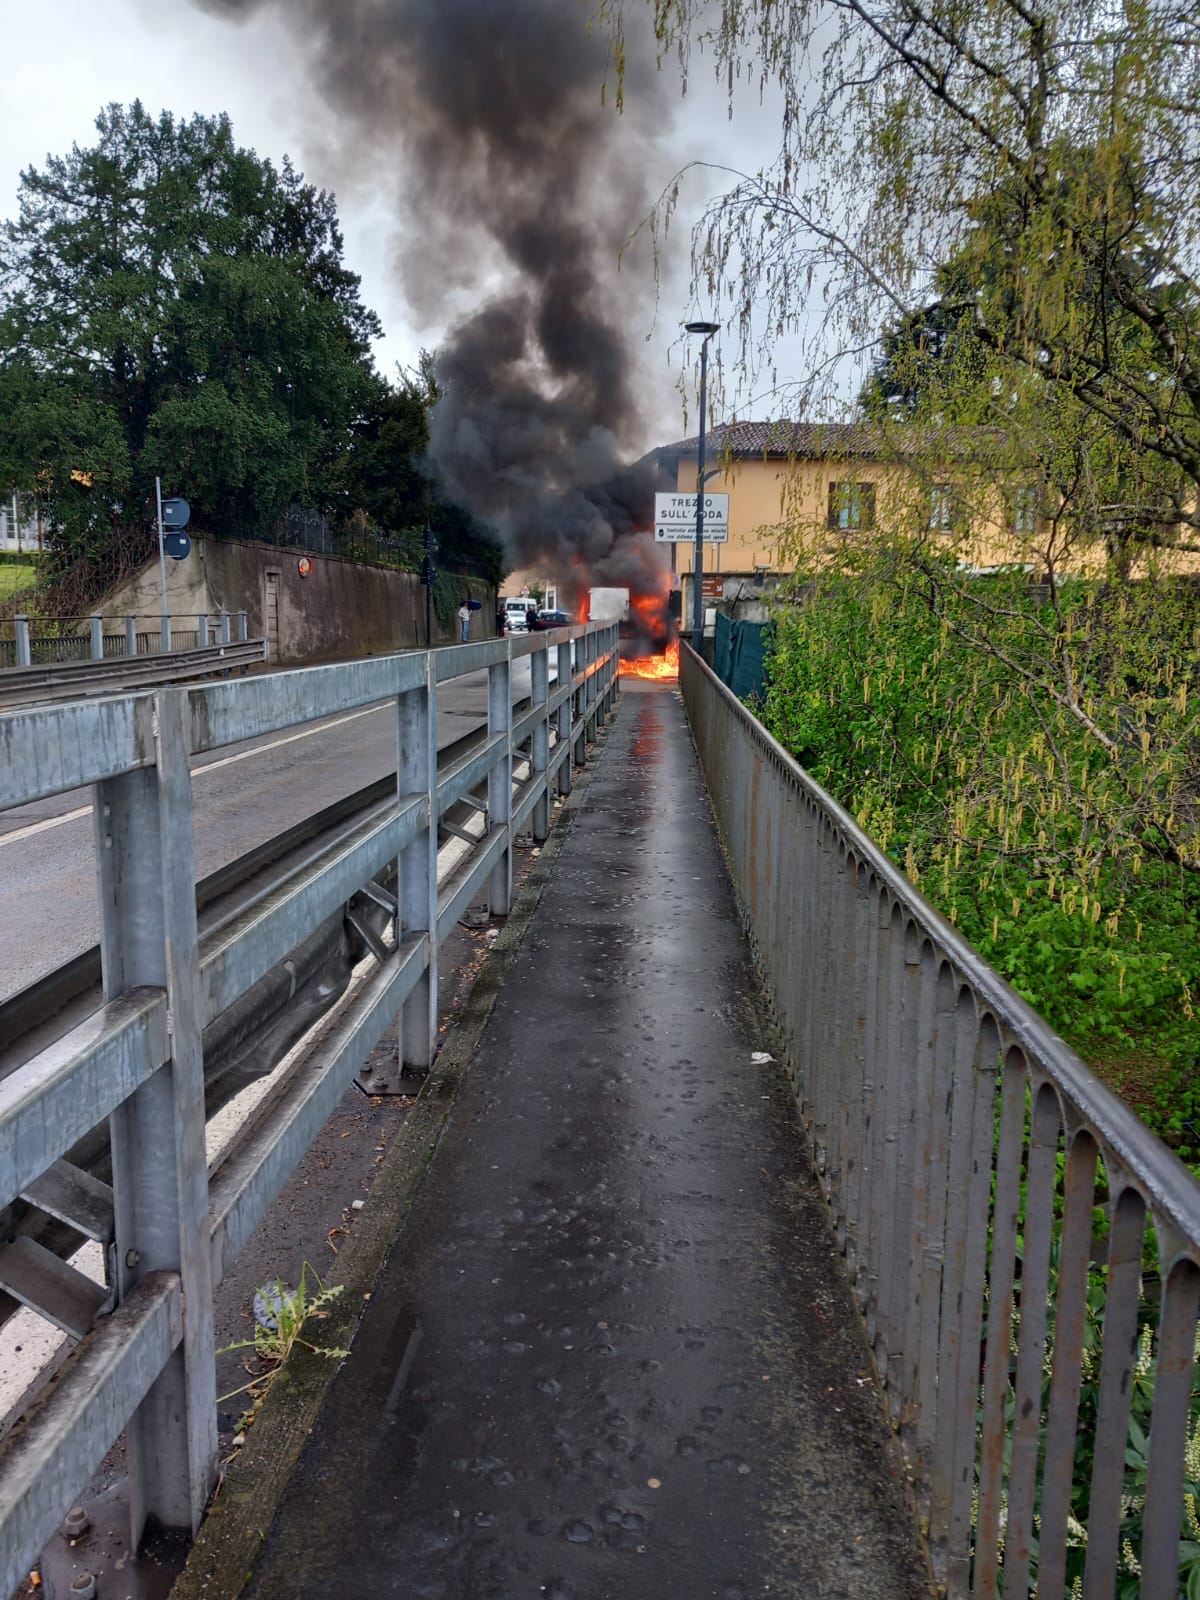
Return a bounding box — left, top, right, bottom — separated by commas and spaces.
95, 536, 495, 664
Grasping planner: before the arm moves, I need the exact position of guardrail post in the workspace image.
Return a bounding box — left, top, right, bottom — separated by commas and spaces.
397, 651, 439, 1071
198, 613, 209, 648
125, 613, 137, 658
219, 611, 231, 646
90, 614, 104, 660
573, 636, 587, 769
488, 640, 513, 915
556, 639, 573, 797
531, 637, 550, 842
583, 631, 598, 743
593, 629, 608, 731
597, 626, 610, 723
237, 611, 248, 642
160, 613, 171, 653
94, 687, 217, 1545
14, 615, 30, 668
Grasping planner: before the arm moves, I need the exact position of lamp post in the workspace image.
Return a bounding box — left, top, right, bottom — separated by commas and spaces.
685, 321, 720, 655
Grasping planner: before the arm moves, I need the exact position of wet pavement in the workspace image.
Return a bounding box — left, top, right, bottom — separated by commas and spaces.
243, 681, 930, 1600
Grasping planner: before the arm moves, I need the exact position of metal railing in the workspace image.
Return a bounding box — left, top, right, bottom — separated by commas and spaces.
680, 642, 1200, 1600
1, 611, 250, 669
0, 638, 267, 708
0, 622, 618, 1593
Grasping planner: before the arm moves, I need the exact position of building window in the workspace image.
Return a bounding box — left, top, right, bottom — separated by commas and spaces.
827, 481, 876, 531
1009, 485, 1038, 536
929, 483, 955, 531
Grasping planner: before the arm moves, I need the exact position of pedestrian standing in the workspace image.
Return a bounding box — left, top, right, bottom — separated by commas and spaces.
458, 601, 470, 643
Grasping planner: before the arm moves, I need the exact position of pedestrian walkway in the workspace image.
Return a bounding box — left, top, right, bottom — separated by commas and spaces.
242, 681, 931, 1600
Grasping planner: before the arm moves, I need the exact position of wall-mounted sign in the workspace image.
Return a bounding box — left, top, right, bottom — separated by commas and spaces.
297, 556, 313, 577
701, 576, 726, 600
654, 492, 729, 542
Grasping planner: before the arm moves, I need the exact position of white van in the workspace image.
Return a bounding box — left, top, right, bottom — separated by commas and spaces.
504, 599, 536, 633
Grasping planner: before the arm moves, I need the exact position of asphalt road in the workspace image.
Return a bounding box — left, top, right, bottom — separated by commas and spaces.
0, 652, 545, 1003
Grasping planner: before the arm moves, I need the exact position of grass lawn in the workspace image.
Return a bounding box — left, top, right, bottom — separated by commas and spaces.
0, 562, 36, 601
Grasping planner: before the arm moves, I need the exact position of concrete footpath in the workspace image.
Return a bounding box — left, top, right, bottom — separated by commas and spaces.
239, 681, 930, 1600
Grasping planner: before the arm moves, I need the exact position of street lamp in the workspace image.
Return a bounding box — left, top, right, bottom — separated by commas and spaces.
685, 321, 720, 654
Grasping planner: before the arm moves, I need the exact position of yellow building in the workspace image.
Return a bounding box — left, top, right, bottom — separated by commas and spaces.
652, 419, 1200, 621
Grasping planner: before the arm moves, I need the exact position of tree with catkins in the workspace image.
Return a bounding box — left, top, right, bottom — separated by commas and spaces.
604, 0, 1200, 534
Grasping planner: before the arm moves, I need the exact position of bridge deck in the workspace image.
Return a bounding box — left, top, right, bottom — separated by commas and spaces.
241, 681, 930, 1600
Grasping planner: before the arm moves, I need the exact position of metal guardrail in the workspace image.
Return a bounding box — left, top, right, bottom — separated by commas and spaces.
0, 637, 266, 706
1, 611, 250, 671
680, 642, 1200, 1600
0, 622, 619, 1592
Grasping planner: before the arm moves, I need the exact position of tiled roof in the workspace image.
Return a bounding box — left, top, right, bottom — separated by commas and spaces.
657, 419, 991, 461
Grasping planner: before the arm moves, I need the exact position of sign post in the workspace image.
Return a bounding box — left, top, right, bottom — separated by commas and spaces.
155, 483, 192, 650
155, 477, 170, 651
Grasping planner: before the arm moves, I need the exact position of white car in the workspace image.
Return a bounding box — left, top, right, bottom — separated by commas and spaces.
504, 603, 534, 633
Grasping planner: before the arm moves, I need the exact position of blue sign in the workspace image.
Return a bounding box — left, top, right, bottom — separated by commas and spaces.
162, 497, 191, 529
164, 530, 191, 560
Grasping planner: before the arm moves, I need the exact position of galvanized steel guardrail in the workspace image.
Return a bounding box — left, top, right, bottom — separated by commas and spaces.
0, 636, 265, 707
2, 610, 250, 670
680, 642, 1200, 1600
0, 621, 618, 1593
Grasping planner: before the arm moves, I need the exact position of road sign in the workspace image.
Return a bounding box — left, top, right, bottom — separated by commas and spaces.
161, 497, 191, 529
654, 492, 729, 542
164, 530, 191, 560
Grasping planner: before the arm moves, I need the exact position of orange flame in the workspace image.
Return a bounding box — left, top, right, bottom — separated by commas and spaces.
619, 637, 680, 681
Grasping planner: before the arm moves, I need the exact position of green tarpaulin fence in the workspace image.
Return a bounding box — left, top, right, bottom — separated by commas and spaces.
713, 614, 773, 701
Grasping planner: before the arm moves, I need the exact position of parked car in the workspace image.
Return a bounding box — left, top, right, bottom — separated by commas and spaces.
503, 600, 535, 633
533, 608, 571, 630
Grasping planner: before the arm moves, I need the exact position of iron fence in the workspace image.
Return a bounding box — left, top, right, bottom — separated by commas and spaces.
0, 623, 618, 1593
680, 641, 1200, 1600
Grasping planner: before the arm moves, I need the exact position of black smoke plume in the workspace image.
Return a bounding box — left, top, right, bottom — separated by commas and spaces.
192, 0, 671, 605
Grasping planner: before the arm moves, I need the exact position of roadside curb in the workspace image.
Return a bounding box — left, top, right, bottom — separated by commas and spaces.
169, 704, 619, 1599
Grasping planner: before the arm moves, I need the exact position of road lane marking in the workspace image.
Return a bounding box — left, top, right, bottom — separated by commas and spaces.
0, 704, 387, 849
0, 805, 94, 845
192, 703, 382, 775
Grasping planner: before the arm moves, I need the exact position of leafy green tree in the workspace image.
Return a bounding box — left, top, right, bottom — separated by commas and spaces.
0, 101, 380, 557
606, 0, 1200, 526
859, 295, 983, 422
341, 352, 506, 585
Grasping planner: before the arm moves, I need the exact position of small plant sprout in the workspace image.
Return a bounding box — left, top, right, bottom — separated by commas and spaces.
218, 1263, 349, 1412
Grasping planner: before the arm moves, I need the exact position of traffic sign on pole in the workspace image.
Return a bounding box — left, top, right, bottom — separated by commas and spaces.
654, 492, 729, 542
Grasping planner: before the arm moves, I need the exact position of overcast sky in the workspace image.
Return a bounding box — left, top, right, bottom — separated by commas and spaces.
0, 0, 830, 449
